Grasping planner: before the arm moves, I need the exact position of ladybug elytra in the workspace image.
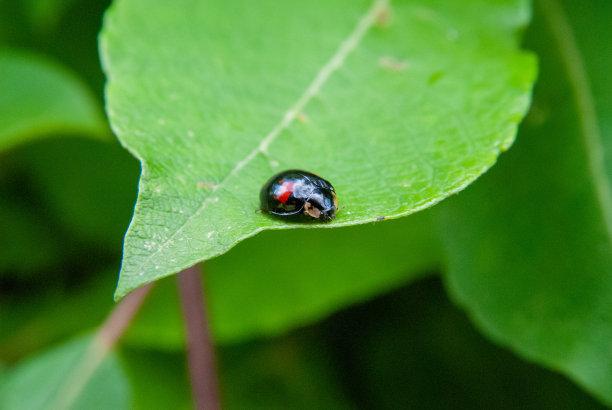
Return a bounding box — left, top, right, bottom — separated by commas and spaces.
260, 170, 338, 222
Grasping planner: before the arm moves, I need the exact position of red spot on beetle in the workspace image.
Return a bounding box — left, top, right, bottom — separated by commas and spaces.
276, 190, 291, 204
274, 180, 294, 204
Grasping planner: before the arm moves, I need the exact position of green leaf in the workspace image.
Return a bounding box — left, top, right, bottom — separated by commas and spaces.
206, 211, 439, 342
437, 0, 612, 404
0, 335, 130, 410
326, 277, 608, 409
0, 196, 61, 277
120, 333, 354, 410
123, 211, 439, 348
17, 138, 140, 248
120, 277, 185, 350
0, 49, 107, 152
218, 333, 353, 409
0, 270, 115, 362
119, 348, 192, 410
101, 0, 536, 298
22, 0, 77, 33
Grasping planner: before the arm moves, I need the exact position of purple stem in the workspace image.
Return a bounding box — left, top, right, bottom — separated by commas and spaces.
177, 264, 221, 410
97, 282, 154, 348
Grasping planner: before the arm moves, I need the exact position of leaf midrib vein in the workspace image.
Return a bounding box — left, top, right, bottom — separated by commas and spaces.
133, 0, 390, 275
540, 0, 612, 243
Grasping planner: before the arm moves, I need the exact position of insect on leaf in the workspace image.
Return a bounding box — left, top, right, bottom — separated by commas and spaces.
100, 0, 536, 298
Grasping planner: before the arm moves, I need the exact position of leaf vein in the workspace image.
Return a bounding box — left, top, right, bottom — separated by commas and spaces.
540, 0, 612, 243
132, 0, 390, 275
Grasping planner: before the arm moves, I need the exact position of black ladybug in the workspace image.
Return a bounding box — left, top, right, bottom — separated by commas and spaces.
260, 170, 339, 222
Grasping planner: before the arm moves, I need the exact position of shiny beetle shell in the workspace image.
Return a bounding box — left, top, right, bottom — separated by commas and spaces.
260, 170, 339, 222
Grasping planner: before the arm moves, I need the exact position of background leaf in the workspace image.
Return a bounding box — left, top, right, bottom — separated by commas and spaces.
22, 0, 78, 33
322, 277, 608, 409
123, 210, 439, 348
101, 0, 536, 298
0, 49, 107, 152
0, 269, 115, 362
4, 277, 604, 409
16, 138, 140, 247
436, 0, 612, 404
118, 348, 192, 410
218, 333, 353, 409
121, 277, 611, 409
206, 210, 439, 342
0, 196, 61, 276
0, 335, 129, 410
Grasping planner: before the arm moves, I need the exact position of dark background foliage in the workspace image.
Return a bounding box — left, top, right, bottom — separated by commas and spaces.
1, 0, 610, 408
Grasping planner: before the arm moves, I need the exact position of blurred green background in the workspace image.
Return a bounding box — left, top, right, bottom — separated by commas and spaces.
1, 0, 609, 408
